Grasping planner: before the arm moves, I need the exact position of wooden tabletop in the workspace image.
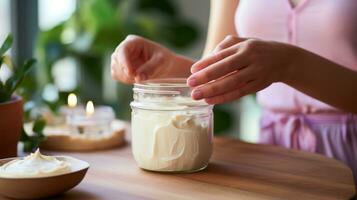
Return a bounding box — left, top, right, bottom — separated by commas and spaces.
42, 137, 355, 200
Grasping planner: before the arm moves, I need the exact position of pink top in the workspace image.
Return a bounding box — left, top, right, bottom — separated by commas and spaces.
235, 0, 357, 114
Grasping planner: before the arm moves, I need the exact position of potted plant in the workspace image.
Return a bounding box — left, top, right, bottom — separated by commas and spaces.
0, 35, 36, 158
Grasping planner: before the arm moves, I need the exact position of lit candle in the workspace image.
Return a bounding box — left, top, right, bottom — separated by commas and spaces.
68, 93, 77, 108
61, 93, 80, 116
86, 101, 94, 116
59, 93, 80, 126
68, 100, 115, 135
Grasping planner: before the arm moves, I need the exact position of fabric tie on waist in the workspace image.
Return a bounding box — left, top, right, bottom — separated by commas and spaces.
260, 111, 317, 152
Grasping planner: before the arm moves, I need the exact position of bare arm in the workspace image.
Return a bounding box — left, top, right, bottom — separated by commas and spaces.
203, 0, 239, 57
166, 0, 240, 76
285, 47, 357, 113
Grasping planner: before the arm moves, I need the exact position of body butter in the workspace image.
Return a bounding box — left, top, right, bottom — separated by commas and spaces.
132, 110, 212, 171
0, 149, 71, 178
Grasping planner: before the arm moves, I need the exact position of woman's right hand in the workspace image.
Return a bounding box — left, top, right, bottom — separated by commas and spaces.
111, 35, 176, 84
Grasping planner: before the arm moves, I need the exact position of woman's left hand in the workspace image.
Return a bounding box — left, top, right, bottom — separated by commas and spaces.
187, 35, 297, 104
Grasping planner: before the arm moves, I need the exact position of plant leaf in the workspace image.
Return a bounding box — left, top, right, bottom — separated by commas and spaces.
0, 35, 13, 57
32, 118, 46, 133
20, 127, 30, 141
6, 59, 36, 96
23, 59, 36, 72
1, 55, 13, 70
21, 118, 46, 152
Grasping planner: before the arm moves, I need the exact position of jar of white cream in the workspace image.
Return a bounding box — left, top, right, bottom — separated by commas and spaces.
130, 78, 213, 173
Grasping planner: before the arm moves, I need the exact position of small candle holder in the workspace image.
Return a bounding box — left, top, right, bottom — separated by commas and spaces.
60, 93, 82, 124
60, 106, 84, 120
40, 93, 125, 152
66, 104, 115, 136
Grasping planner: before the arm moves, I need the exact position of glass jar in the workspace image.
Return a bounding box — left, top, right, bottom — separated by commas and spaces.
130, 78, 213, 173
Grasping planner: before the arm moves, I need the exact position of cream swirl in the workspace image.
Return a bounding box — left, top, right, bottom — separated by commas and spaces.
0, 149, 71, 178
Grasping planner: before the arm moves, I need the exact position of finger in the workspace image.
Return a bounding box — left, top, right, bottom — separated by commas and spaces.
187, 51, 249, 87
111, 54, 134, 84
110, 52, 126, 79
110, 55, 119, 79
116, 35, 146, 76
135, 53, 164, 81
191, 67, 255, 100
212, 35, 247, 54
115, 44, 137, 76
204, 80, 261, 104
191, 45, 239, 74
191, 37, 249, 74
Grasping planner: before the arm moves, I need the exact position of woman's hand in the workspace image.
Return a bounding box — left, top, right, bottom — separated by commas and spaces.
111, 35, 180, 84
187, 35, 296, 104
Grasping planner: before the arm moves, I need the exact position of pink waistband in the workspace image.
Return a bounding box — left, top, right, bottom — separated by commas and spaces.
260, 110, 357, 152
262, 110, 357, 124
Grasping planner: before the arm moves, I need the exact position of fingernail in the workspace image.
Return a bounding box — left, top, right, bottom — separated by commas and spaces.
191, 65, 199, 73
190, 66, 196, 74
192, 90, 203, 99
187, 77, 197, 87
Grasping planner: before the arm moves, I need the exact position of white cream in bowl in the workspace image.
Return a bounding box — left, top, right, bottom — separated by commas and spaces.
0, 149, 88, 178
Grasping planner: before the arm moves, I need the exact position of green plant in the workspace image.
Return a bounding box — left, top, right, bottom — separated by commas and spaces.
0, 34, 46, 152
0, 35, 36, 103
20, 119, 46, 152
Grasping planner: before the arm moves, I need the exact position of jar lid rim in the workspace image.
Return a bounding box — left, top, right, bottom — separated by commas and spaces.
130, 101, 213, 111
134, 78, 189, 88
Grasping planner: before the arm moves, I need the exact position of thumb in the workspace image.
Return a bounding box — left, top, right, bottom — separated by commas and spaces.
134, 54, 161, 82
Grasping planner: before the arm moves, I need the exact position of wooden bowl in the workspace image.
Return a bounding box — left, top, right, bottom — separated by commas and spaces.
0, 157, 89, 199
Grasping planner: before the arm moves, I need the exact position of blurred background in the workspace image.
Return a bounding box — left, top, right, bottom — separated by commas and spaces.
0, 0, 261, 143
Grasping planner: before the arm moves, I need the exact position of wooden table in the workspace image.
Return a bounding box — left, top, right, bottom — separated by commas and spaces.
41, 138, 357, 199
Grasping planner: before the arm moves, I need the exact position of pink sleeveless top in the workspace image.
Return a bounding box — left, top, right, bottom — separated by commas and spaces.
235, 0, 357, 114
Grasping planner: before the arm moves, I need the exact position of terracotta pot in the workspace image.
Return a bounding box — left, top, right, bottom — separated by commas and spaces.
0, 96, 23, 158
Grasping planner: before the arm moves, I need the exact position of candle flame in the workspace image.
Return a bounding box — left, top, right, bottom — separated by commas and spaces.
86, 101, 94, 116
67, 93, 77, 108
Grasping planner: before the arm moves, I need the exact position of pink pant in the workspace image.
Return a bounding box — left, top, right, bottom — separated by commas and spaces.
260, 110, 357, 184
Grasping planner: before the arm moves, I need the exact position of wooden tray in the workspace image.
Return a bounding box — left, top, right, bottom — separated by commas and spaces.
40, 120, 126, 152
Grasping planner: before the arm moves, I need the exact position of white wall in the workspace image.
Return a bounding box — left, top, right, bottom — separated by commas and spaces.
0, 0, 11, 43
